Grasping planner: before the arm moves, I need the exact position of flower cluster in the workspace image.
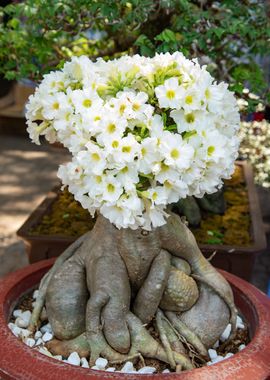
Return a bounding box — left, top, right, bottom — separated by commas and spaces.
239, 119, 270, 188
26, 52, 240, 230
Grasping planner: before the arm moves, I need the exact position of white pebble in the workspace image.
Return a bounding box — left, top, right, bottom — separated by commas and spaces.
80, 357, 89, 368
8, 322, 16, 331
34, 331, 42, 339
208, 348, 218, 360
21, 310, 31, 325
213, 340, 219, 349
38, 347, 53, 357
15, 317, 28, 329
236, 316, 245, 329
25, 338, 35, 347
13, 309, 23, 318
11, 326, 31, 339
33, 290, 39, 299
220, 323, 231, 342
224, 352, 234, 359
40, 323, 52, 334
54, 355, 63, 361
212, 355, 225, 364
35, 338, 43, 346
42, 332, 53, 342
238, 344, 246, 351
121, 361, 135, 373
138, 366, 156, 374
106, 367, 116, 372
67, 352, 81, 366
162, 369, 171, 373
91, 366, 101, 370
95, 357, 108, 369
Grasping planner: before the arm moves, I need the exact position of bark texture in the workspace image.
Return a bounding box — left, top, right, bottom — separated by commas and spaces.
31, 212, 237, 371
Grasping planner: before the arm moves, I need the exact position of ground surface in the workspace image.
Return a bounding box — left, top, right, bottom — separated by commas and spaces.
0, 133, 269, 294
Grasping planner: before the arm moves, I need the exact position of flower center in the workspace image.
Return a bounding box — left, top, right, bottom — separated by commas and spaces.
107, 183, 115, 193
185, 95, 193, 105
112, 140, 119, 148
207, 146, 215, 156
185, 113, 195, 123
122, 146, 131, 153
53, 102, 59, 110
166, 90, 175, 100
91, 153, 100, 161
132, 103, 140, 111
83, 99, 92, 108
107, 123, 116, 133
171, 149, 180, 159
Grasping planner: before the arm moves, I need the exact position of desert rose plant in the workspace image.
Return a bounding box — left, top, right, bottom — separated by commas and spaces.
25, 52, 240, 370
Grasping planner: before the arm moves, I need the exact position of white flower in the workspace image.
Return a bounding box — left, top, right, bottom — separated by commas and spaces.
70, 88, 103, 114
101, 175, 123, 203
161, 132, 194, 170
26, 53, 240, 230
41, 93, 70, 120
155, 78, 183, 109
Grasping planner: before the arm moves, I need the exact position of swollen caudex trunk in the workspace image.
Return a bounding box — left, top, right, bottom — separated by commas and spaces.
31, 212, 237, 371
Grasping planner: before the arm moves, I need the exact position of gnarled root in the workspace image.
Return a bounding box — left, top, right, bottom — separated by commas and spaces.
39, 212, 238, 372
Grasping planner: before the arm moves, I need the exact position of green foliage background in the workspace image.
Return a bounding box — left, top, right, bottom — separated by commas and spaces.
0, 0, 269, 109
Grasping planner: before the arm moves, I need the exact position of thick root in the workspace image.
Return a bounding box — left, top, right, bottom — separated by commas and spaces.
28, 233, 88, 332
42, 212, 238, 372
133, 249, 171, 323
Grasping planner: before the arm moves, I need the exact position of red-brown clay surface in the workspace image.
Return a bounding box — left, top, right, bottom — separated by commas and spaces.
0, 259, 270, 380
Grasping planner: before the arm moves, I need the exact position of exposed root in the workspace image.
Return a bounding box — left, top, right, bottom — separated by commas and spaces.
41, 212, 238, 372
29, 233, 88, 332
165, 311, 208, 358
133, 249, 171, 324
156, 309, 176, 369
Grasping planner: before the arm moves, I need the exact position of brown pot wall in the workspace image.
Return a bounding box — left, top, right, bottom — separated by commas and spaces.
0, 260, 270, 380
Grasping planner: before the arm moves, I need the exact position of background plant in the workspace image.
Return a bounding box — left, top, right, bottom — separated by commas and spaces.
239, 119, 270, 188
0, 0, 269, 111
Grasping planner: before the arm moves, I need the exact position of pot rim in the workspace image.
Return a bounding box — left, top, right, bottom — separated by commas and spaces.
0, 259, 270, 380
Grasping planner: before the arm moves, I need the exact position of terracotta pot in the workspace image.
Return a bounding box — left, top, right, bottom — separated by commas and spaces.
17, 162, 266, 281
0, 260, 270, 379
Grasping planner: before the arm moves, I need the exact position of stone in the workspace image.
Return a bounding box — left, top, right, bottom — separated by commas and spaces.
106, 367, 116, 372
121, 361, 135, 373
212, 355, 225, 363
40, 323, 52, 334
162, 369, 171, 373
42, 332, 53, 342
208, 348, 218, 360
38, 347, 53, 357
95, 357, 108, 369
35, 338, 43, 346
25, 338, 35, 347
13, 309, 23, 318
80, 357, 89, 368
220, 323, 231, 342
53, 355, 63, 361
34, 330, 42, 339
15, 317, 28, 328
21, 310, 31, 325
239, 344, 246, 351
67, 352, 81, 366
138, 366, 156, 374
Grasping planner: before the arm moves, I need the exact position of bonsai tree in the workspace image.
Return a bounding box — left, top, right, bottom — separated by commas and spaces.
0, 0, 269, 111
25, 52, 239, 371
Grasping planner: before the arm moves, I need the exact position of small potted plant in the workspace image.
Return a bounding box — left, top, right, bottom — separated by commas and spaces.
1, 52, 270, 379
